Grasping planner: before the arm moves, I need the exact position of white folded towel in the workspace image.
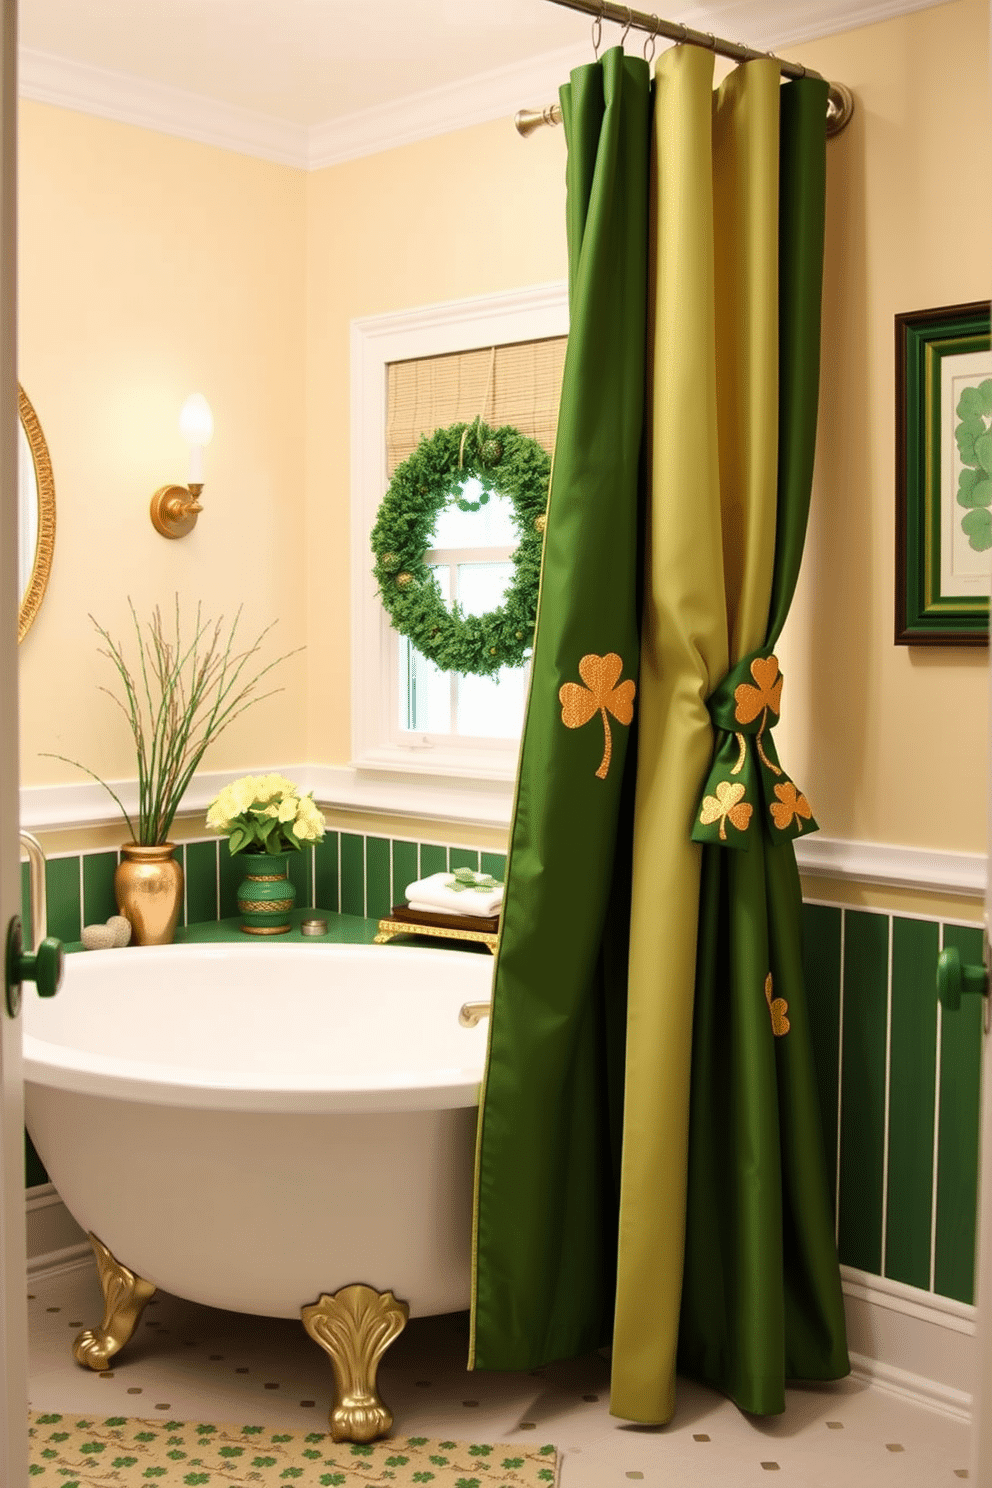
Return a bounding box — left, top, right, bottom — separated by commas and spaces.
404, 868, 504, 918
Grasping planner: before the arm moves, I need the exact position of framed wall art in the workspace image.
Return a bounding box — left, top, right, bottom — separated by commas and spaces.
895, 299, 992, 645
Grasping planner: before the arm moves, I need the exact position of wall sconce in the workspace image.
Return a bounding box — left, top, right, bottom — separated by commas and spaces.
149, 393, 214, 539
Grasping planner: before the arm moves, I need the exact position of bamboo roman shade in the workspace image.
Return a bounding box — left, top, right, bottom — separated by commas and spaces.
386, 337, 567, 475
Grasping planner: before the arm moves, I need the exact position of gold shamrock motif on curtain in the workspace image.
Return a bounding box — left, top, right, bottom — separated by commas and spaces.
559, 653, 636, 780
692, 649, 817, 848
765, 973, 790, 1037
698, 781, 753, 841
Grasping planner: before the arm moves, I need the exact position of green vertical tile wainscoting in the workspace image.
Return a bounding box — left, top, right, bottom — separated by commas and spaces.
21, 836, 508, 946
20, 842, 983, 1313
802, 902, 984, 1307
837, 910, 889, 1276
886, 917, 940, 1291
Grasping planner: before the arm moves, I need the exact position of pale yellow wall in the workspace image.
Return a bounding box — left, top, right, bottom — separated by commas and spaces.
17, 103, 308, 796
778, 0, 991, 855
303, 118, 568, 768
17, 0, 992, 868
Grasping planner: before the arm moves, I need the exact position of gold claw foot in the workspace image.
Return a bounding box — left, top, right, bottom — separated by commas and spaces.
73, 1232, 156, 1371
301, 1283, 409, 1442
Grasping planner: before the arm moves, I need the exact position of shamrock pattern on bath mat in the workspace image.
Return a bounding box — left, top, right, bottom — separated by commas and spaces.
28, 1413, 558, 1486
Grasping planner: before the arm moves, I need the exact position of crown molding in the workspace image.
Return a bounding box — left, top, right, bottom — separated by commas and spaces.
18, 0, 948, 173
737, 0, 958, 50
18, 47, 309, 168
305, 41, 588, 170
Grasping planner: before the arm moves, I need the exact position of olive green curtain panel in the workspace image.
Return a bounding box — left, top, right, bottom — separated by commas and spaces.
471, 43, 848, 1425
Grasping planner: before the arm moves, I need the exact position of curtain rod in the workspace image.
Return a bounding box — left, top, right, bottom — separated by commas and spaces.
516, 0, 854, 137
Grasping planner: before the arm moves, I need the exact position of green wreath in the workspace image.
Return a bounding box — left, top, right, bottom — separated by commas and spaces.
370, 418, 550, 677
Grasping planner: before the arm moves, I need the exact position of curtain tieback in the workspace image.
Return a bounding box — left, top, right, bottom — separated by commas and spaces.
691, 648, 818, 848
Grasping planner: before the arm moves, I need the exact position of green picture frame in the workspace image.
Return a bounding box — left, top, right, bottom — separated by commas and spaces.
895, 300, 992, 645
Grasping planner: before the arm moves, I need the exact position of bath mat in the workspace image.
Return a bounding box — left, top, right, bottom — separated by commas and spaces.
28, 1412, 559, 1486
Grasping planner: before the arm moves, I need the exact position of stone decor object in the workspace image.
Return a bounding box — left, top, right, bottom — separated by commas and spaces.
81, 915, 133, 951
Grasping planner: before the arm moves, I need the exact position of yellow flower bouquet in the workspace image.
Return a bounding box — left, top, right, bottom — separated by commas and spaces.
206, 775, 326, 935
206, 773, 325, 856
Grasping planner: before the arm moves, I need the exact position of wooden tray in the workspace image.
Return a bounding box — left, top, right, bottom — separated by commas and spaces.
374, 902, 500, 953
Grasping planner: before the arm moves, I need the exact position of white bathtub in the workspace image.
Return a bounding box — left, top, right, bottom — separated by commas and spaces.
23, 942, 493, 1320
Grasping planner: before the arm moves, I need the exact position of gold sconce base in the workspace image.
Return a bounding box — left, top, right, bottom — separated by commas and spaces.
150, 482, 203, 539
73, 1232, 157, 1371
301, 1284, 410, 1443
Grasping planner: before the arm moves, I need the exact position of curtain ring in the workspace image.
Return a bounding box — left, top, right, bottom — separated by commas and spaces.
591, 3, 603, 58
676, 23, 689, 44
643, 15, 659, 62
619, 5, 633, 47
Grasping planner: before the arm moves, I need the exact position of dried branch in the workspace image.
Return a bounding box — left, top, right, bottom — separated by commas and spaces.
41, 599, 302, 845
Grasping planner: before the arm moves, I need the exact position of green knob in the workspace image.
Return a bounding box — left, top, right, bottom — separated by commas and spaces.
936, 946, 988, 1013
5, 919, 64, 1016
19, 937, 64, 999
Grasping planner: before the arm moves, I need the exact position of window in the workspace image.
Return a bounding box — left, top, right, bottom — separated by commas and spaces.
386, 337, 564, 746
399, 478, 529, 740
351, 285, 568, 790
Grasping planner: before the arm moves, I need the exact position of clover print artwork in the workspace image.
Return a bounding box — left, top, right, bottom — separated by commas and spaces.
956, 378, 992, 551
559, 653, 636, 780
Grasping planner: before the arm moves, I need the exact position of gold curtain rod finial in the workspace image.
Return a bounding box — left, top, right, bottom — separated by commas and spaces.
826, 82, 855, 137
514, 103, 563, 137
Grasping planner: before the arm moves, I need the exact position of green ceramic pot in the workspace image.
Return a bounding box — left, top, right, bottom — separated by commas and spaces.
237, 851, 296, 935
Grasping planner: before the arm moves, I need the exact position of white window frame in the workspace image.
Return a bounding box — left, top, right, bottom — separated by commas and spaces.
350, 283, 568, 793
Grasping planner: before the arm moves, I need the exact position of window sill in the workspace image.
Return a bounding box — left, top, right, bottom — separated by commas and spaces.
19, 764, 515, 836
311, 763, 514, 830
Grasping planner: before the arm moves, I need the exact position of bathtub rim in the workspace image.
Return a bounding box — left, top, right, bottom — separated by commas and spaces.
23, 939, 491, 1115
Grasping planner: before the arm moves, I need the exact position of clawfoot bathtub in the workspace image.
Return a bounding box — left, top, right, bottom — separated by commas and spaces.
23, 941, 493, 1440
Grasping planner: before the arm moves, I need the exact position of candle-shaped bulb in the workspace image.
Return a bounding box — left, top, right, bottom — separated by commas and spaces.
179, 393, 213, 484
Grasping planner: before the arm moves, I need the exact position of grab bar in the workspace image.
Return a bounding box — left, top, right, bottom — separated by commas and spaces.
459, 1001, 490, 1028
19, 831, 48, 953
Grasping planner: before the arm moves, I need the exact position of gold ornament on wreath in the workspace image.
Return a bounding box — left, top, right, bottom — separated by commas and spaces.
370, 418, 550, 678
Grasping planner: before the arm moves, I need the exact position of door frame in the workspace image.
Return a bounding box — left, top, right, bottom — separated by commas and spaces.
0, 0, 29, 1481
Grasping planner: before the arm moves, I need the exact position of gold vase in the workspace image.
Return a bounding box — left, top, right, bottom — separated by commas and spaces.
114, 843, 183, 947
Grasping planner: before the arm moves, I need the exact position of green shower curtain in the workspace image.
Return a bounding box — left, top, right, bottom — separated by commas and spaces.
470, 46, 651, 1371
471, 42, 848, 1424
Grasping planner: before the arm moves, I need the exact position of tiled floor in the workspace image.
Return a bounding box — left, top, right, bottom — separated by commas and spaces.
29, 1260, 972, 1485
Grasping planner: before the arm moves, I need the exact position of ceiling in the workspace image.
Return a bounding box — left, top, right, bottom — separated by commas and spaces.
20, 0, 592, 128
17, 0, 946, 165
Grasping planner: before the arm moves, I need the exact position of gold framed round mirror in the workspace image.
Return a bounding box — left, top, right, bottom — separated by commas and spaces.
18, 384, 56, 642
